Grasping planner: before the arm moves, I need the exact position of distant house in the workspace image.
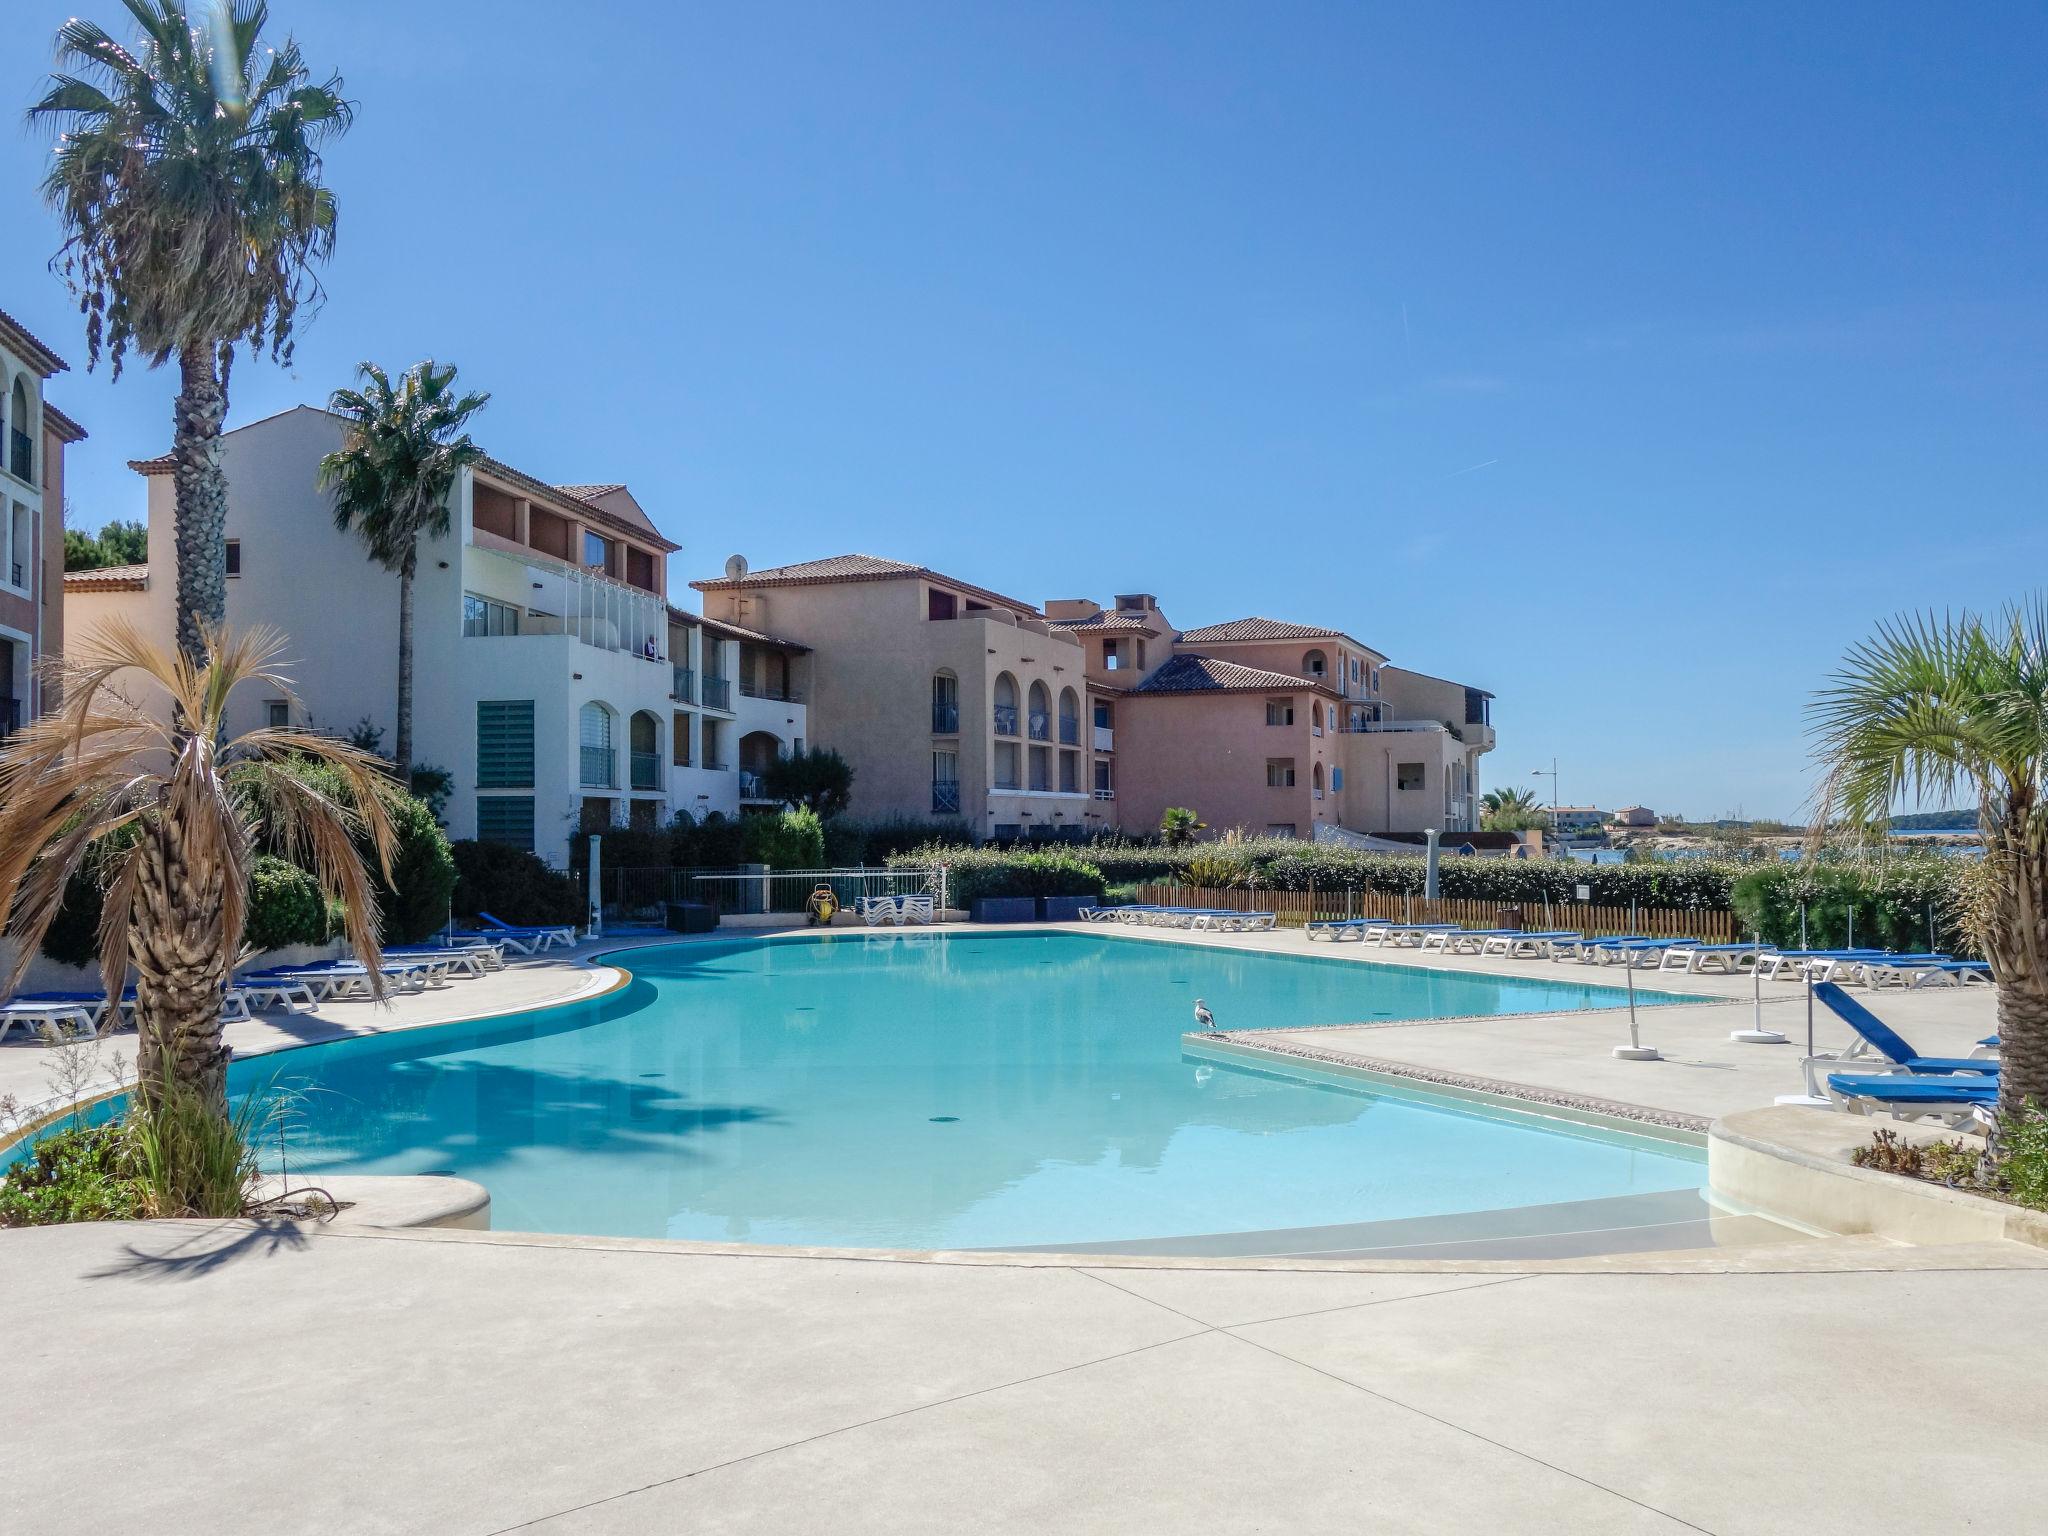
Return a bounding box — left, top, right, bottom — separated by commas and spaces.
1612, 805, 1656, 827
2, 305, 87, 737
1548, 806, 1607, 833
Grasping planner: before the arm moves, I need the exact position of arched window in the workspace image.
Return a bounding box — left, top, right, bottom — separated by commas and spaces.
993, 672, 1019, 737
1302, 648, 1327, 679
1312, 762, 1326, 800
579, 702, 616, 787
1311, 701, 1323, 731
628, 710, 660, 790
932, 670, 959, 733
7, 378, 30, 484
1027, 680, 1051, 741
1057, 686, 1080, 744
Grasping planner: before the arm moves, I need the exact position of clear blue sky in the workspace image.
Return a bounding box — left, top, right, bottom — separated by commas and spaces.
5, 2, 2040, 820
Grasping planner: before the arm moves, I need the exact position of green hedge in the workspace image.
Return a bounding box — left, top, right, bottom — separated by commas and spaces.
376, 793, 458, 944
450, 840, 583, 926
245, 855, 330, 950
742, 808, 826, 869
889, 840, 1744, 908
892, 846, 1106, 907
1730, 860, 1976, 955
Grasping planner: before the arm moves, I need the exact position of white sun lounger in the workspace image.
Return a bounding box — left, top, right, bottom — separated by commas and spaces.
0, 997, 104, 1044
1658, 943, 1775, 974
1477, 931, 1582, 958
898, 895, 935, 926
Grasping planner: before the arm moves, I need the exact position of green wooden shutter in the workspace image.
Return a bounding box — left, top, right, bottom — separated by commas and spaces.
475, 795, 535, 852
477, 701, 534, 788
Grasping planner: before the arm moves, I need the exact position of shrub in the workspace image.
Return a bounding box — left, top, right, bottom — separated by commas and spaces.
1730, 859, 1974, 955
0, 1121, 152, 1227
743, 807, 826, 869
673, 810, 748, 868
40, 868, 105, 967
2001, 1104, 2048, 1210
377, 792, 458, 944
760, 747, 855, 818
244, 855, 329, 951
822, 815, 975, 867
900, 845, 1104, 906
449, 840, 583, 926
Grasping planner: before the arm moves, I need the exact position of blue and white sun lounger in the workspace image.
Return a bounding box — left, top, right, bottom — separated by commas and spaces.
472, 912, 578, 952
1755, 948, 1888, 981
1305, 919, 1371, 942
1477, 931, 1584, 958
1813, 982, 1998, 1077
1659, 942, 1776, 974
1825, 1071, 1998, 1127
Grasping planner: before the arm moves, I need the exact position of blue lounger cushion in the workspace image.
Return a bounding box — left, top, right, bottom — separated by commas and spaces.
1814, 983, 1999, 1075
1827, 1072, 1999, 1103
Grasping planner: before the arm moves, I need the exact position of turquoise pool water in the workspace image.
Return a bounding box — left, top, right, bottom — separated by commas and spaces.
158, 930, 1704, 1248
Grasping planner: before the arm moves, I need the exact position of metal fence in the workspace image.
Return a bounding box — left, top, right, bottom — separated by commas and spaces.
600, 865, 947, 922
1133, 883, 1737, 941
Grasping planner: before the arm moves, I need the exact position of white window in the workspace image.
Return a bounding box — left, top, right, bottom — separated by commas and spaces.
462, 594, 521, 637
1397, 761, 1425, 792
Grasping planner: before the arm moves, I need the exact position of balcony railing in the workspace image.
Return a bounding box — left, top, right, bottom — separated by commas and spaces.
932, 702, 960, 733
994, 774, 1021, 791
701, 676, 732, 710
1092, 787, 1116, 801
1058, 715, 1079, 745
671, 666, 694, 703
703, 757, 729, 772
9, 561, 22, 589
1028, 711, 1051, 742
932, 780, 961, 814
1093, 725, 1114, 752
630, 751, 662, 791
1029, 769, 1051, 792
580, 745, 616, 787
740, 681, 805, 704
992, 705, 1018, 737
8, 429, 31, 482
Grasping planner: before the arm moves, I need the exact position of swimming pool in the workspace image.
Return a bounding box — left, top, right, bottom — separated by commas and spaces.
204, 930, 1706, 1250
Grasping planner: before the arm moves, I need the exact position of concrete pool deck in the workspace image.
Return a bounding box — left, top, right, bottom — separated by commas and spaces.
3, 1216, 2043, 1534
3, 921, 2037, 1532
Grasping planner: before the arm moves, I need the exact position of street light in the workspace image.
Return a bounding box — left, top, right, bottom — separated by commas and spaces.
1531, 760, 1559, 826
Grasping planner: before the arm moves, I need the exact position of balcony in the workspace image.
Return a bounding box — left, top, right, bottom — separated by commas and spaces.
1058, 715, 1079, 745
1091, 787, 1116, 801
9, 561, 22, 589
1, 697, 21, 739
932, 780, 962, 814
993, 704, 1018, 737
462, 545, 666, 663
703, 757, 729, 772
994, 772, 1022, 791
8, 428, 31, 483
630, 751, 661, 791
1028, 710, 1051, 742
701, 676, 732, 711
1093, 725, 1114, 752
740, 681, 805, 704
670, 666, 694, 703
580, 745, 615, 788
740, 771, 775, 801
932, 702, 960, 733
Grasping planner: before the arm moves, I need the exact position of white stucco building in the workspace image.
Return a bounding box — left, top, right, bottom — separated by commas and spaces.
65, 406, 808, 865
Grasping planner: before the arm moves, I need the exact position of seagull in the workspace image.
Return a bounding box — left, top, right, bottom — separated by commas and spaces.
1193, 998, 1217, 1031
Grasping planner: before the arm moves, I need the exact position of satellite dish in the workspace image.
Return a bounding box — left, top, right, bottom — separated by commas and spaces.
724, 553, 749, 580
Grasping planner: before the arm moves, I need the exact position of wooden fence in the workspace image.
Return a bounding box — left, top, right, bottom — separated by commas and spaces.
1132, 883, 1737, 942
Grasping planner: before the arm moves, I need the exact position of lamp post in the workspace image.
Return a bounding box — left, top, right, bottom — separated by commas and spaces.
1531, 760, 1559, 829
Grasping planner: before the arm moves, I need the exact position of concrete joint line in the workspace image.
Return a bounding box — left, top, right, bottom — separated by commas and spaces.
1075, 1268, 1719, 1535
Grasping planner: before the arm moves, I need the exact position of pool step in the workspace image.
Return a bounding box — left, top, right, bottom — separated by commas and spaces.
996, 1188, 1807, 1262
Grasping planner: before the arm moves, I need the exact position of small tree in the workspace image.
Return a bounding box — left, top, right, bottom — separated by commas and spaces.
1159, 807, 1205, 847
761, 747, 854, 819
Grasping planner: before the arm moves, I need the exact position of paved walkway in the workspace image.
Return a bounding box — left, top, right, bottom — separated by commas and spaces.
2, 1218, 2040, 1534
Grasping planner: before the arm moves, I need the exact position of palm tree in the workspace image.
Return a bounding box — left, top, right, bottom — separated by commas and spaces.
1809, 600, 2048, 1118
0, 620, 398, 1123
320, 361, 490, 778
1481, 786, 1543, 815
31, 0, 353, 665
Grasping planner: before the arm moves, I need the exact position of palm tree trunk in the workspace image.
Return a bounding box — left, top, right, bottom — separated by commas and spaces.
394, 552, 415, 779
128, 810, 235, 1118
171, 346, 231, 666
1986, 808, 2048, 1120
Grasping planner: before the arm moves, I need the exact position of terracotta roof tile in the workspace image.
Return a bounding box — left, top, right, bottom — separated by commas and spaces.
692, 553, 1039, 616
1050, 612, 1155, 633
667, 606, 809, 652
0, 307, 69, 377
557, 483, 626, 501
41, 402, 87, 443
1176, 616, 1350, 644
64, 563, 148, 592
1132, 654, 1341, 697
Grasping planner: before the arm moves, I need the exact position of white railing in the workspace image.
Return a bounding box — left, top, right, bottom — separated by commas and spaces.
468, 543, 667, 662
1093, 725, 1114, 751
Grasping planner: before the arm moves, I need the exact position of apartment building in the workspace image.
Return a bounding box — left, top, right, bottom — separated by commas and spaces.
692, 556, 1108, 839
65, 405, 806, 864
1, 307, 88, 736
692, 560, 1492, 843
